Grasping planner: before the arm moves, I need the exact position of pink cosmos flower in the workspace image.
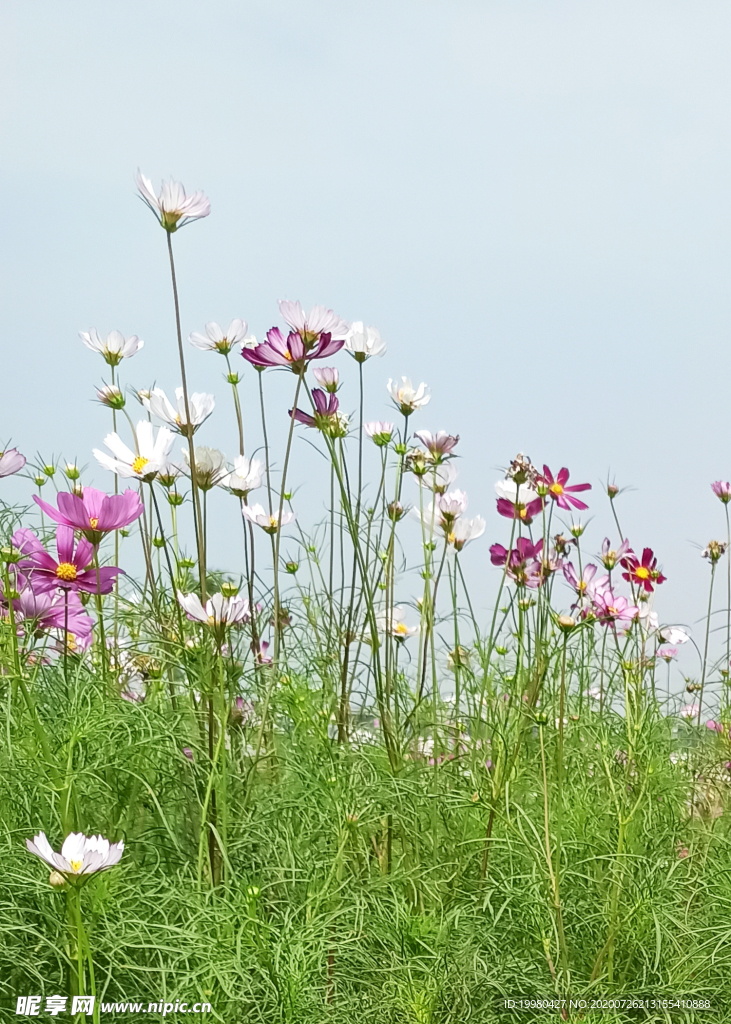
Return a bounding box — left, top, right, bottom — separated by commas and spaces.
0, 447, 26, 478
290, 388, 339, 429
562, 562, 598, 597
656, 646, 678, 662
313, 367, 339, 392
600, 537, 632, 570
539, 466, 591, 511
15, 584, 93, 641
135, 170, 210, 231
592, 588, 639, 630
490, 537, 544, 588
34, 487, 143, 545
414, 431, 459, 458
712, 481, 731, 504
621, 547, 666, 592
22, 526, 122, 595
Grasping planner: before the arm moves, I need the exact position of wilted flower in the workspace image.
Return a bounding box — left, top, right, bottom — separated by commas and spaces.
313, 367, 339, 392
363, 421, 394, 447
0, 448, 26, 478
79, 329, 143, 366
539, 465, 591, 511
135, 170, 210, 231
34, 487, 142, 546
181, 447, 228, 491
344, 322, 386, 362
712, 481, 731, 504
220, 456, 264, 497
621, 547, 666, 592
145, 388, 215, 436
94, 421, 175, 482
188, 319, 255, 355
376, 605, 418, 639
387, 378, 430, 415
26, 831, 124, 878
506, 453, 539, 488
702, 540, 728, 564
242, 504, 295, 534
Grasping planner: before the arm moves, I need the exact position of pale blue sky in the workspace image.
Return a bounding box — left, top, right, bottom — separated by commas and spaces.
2, 1, 731, 662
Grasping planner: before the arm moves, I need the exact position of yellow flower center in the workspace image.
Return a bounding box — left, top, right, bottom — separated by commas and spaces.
519, 507, 528, 519
69, 858, 83, 873
56, 563, 78, 582
283, 351, 293, 361
550, 483, 564, 496
132, 456, 150, 474
269, 516, 278, 529
395, 622, 408, 635
448, 531, 456, 544
89, 517, 99, 529
607, 606, 618, 616
635, 566, 650, 579
578, 580, 587, 592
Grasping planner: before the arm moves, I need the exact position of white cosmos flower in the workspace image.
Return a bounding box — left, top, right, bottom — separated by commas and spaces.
93, 420, 175, 482
363, 421, 394, 446
278, 300, 349, 340
659, 625, 690, 645
450, 515, 486, 551
494, 479, 539, 503
181, 446, 227, 490
145, 387, 215, 436
387, 377, 430, 415
178, 591, 250, 631
376, 605, 418, 639
135, 170, 210, 231
242, 503, 295, 534
220, 455, 264, 497
344, 322, 386, 362
188, 319, 257, 355
79, 329, 143, 366
413, 490, 468, 532
26, 831, 124, 878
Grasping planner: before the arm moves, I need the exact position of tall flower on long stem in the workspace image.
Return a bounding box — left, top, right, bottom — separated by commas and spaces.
135, 171, 210, 232
79, 329, 143, 365
388, 378, 430, 415
145, 388, 215, 435
620, 547, 666, 592
344, 322, 386, 362
539, 465, 591, 511
189, 319, 253, 354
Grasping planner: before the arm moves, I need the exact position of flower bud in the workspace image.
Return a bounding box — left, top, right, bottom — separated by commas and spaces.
283, 491, 292, 501
557, 615, 576, 631
387, 501, 406, 522
569, 522, 585, 538
285, 561, 299, 574
119, 528, 130, 538
179, 557, 195, 569
534, 710, 549, 725
226, 372, 241, 385
64, 463, 80, 481
1, 546, 21, 564
607, 484, 619, 499
96, 384, 126, 410
43, 464, 56, 477
152, 534, 165, 549
167, 490, 184, 507
220, 581, 239, 598
35, 475, 46, 487
48, 871, 66, 888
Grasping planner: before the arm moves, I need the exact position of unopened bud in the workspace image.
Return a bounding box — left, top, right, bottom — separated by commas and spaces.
569, 523, 585, 538
167, 490, 184, 507
226, 372, 241, 385
119, 528, 130, 538
220, 581, 239, 598
607, 484, 619, 499
534, 710, 549, 725
35, 475, 46, 487
64, 464, 80, 480
1, 546, 21, 564
285, 561, 299, 574
179, 557, 195, 569
49, 871, 66, 888
152, 534, 165, 549
557, 615, 576, 631
43, 464, 56, 477
388, 501, 406, 522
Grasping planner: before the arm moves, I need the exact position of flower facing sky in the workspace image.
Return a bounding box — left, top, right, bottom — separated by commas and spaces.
94, 421, 175, 482
539, 465, 591, 511
220, 456, 264, 497
363, 421, 394, 447
26, 831, 124, 879
712, 481, 731, 504
135, 170, 210, 231
23, 526, 122, 595
414, 431, 460, 459
145, 388, 215, 436
621, 547, 666, 592
178, 591, 250, 640
343, 322, 386, 362
278, 300, 349, 345
34, 487, 142, 545
188, 319, 256, 355
79, 329, 143, 366
181, 447, 228, 491
388, 378, 430, 415
0, 448, 26, 478
242, 504, 296, 534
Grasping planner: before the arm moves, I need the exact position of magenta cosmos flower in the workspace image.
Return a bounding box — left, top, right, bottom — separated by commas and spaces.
490, 537, 544, 588
620, 547, 666, 593
290, 388, 339, 429
243, 326, 344, 373
15, 584, 94, 644
34, 487, 143, 546
540, 466, 591, 511
22, 526, 122, 595
0, 447, 26, 478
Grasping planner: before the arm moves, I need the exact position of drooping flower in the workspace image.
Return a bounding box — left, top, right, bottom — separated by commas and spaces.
363, 421, 394, 447
96, 385, 126, 410
220, 456, 264, 497
94, 420, 175, 482
79, 329, 143, 366
145, 388, 215, 436
712, 481, 731, 504
242, 504, 295, 534
539, 465, 591, 511
376, 605, 418, 639
278, 300, 349, 345
414, 431, 459, 459
387, 378, 430, 415
313, 367, 339, 392
291, 388, 340, 430
26, 831, 124, 878
22, 526, 122, 595
188, 320, 256, 355
34, 487, 143, 545
178, 591, 250, 640
343, 322, 386, 362
135, 170, 210, 231
702, 540, 728, 564
600, 537, 632, 570
181, 447, 228, 491
621, 547, 666, 592
0, 447, 26, 478
449, 515, 486, 551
